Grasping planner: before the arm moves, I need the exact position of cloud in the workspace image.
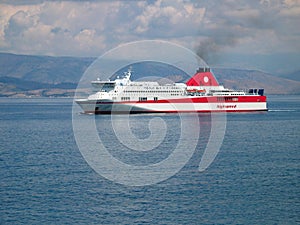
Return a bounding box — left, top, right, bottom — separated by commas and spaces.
1, 1, 121, 55
134, 0, 205, 37
195, 0, 300, 64
0, 1, 207, 56
0, 0, 299, 73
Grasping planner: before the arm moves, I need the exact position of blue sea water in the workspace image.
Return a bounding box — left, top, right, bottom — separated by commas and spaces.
0, 95, 299, 224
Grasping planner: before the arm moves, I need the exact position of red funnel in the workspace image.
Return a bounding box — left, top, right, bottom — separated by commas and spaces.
186, 68, 219, 86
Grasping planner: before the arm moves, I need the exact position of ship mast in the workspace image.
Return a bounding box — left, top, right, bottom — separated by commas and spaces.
124, 67, 132, 80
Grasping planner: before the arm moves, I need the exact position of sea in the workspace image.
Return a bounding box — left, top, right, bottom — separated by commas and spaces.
0, 95, 299, 224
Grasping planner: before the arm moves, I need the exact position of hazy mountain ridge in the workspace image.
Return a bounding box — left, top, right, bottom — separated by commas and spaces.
0, 52, 299, 97
280, 70, 300, 82
212, 68, 300, 94
0, 53, 93, 83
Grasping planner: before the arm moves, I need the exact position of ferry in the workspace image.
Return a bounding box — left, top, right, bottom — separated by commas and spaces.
75, 67, 267, 114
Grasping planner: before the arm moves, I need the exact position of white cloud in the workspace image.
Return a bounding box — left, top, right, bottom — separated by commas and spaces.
1, 1, 122, 55
0, 1, 207, 56
134, 0, 205, 37
0, 0, 299, 71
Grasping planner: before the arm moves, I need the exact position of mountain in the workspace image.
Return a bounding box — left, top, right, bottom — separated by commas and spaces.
0, 52, 300, 97
212, 68, 300, 95
0, 52, 93, 84
279, 70, 300, 82
0, 52, 93, 97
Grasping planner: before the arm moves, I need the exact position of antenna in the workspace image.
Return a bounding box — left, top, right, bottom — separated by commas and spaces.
124, 66, 133, 79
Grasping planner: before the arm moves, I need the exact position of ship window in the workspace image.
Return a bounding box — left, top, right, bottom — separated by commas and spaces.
154, 97, 158, 101
139, 97, 147, 101
224, 97, 237, 101
121, 97, 130, 101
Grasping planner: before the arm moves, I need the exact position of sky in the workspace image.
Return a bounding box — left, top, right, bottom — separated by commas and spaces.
0, 0, 300, 74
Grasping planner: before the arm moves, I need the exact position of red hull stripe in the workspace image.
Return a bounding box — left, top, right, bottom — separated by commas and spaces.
85, 96, 267, 105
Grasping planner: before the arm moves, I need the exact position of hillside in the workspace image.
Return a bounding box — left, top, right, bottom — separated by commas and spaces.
0, 52, 299, 97
0, 52, 93, 97
213, 68, 300, 95
0, 52, 93, 84
279, 70, 300, 82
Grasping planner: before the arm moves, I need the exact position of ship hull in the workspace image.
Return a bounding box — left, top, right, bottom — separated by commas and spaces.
76, 96, 267, 114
